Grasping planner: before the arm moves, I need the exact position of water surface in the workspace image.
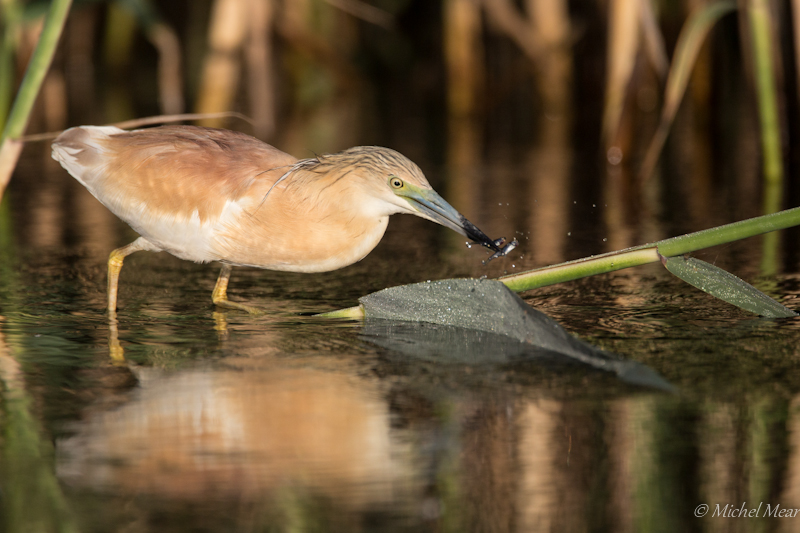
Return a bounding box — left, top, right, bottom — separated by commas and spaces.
3, 147, 800, 533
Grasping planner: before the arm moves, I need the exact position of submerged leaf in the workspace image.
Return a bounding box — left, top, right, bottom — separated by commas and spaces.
663, 255, 797, 318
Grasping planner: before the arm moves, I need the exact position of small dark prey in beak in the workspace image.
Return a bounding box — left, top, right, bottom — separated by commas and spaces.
460, 217, 519, 264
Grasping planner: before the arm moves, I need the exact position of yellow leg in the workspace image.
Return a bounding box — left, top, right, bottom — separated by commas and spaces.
212, 311, 230, 340
108, 314, 125, 363
107, 237, 157, 313
212, 264, 262, 314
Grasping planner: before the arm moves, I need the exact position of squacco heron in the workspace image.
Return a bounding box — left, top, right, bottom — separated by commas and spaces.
52, 125, 513, 313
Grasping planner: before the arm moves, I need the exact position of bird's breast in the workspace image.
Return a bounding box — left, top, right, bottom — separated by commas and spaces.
209, 199, 391, 272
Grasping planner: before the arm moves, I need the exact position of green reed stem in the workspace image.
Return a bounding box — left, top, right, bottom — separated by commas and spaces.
0, 0, 23, 128
748, 0, 784, 217
0, 0, 72, 200
499, 207, 800, 292
0, 0, 72, 142
748, 0, 785, 276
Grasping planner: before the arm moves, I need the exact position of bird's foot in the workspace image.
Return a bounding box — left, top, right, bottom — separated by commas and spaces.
211, 264, 263, 315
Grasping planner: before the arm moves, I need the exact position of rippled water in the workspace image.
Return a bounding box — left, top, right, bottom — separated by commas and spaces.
3, 150, 800, 532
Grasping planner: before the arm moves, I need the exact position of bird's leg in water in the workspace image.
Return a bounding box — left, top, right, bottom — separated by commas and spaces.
107, 237, 155, 314
212, 263, 263, 314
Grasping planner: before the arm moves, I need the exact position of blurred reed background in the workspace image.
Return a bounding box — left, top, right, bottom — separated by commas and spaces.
2, 0, 800, 270
4, 5, 800, 530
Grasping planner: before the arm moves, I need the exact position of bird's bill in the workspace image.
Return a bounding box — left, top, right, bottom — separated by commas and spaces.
399, 185, 503, 253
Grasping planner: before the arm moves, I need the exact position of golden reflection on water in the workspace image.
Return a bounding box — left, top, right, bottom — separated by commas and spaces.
57, 363, 404, 506
45, 351, 800, 531
785, 396, 800, 521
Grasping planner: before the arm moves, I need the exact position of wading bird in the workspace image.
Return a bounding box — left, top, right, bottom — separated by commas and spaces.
52, 125, 513, 313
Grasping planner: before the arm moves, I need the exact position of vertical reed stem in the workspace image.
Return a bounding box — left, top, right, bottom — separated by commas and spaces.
0, 0, 23, 128
0, 0, 73, 199
748, 0, 783, 215
747, 0, 783, 274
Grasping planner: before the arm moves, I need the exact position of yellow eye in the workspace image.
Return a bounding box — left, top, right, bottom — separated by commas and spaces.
389, 177, 404, 189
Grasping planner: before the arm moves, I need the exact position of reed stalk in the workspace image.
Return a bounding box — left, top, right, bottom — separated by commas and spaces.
0, 0, 23, 128
0, 0, 72, 200
748, 0, 784, 216
639, 1, 736, 182
747, 0, 785, 276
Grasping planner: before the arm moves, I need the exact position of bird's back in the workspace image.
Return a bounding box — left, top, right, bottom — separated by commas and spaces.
52, 125, 298, 262
52, 125, 297, 221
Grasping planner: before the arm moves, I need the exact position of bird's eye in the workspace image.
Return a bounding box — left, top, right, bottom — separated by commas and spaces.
389, 177, 404, 189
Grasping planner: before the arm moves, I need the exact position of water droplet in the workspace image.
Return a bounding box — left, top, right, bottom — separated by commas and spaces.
567, 232, 571, 236
602, 238, 607, 242
592, 204, 596, 208
465, 242, 472, 249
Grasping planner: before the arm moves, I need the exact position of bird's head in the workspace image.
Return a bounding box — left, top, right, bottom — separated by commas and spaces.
313, 146, 505, 254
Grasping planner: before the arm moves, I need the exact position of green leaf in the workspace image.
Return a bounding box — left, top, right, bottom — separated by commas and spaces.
663, 255, 797, 318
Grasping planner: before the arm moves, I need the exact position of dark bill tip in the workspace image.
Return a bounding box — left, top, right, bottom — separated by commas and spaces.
460, 216, 503, 253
